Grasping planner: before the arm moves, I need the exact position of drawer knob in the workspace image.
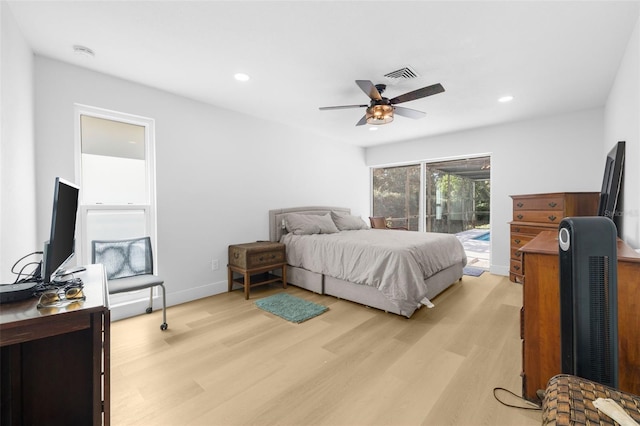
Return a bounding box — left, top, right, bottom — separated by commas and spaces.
548, 215, 557, 222
516, 252, 522, 258
517, 214, 523, 220
514, 227, 521, 232
517, 202, 524, 208
259, 256, 264, 261
513, 265, 520, 271
515, 239, 521, 245
548, 202, 557, 208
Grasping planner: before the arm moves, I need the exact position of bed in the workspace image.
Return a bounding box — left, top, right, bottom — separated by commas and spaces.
268, 206, 467, 318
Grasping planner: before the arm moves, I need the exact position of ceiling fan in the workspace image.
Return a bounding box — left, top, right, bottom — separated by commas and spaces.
319, 80, 445, 126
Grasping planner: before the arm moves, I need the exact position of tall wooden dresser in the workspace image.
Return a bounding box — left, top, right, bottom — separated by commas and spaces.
509, 192, 599, 283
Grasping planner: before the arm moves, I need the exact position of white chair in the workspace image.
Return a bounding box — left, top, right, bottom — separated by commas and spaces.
91, 236, 167, 330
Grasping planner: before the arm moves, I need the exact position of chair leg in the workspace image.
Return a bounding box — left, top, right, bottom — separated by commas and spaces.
159, 283, 168, 331
146, 287, 154, 314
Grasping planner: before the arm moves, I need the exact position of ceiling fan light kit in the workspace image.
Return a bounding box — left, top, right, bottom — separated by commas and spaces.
319, 79, 444, 127
366, 104, 394, 125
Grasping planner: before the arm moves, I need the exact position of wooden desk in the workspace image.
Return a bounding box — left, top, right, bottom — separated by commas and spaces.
520, 231, 640, 401
0, 264, 110, 425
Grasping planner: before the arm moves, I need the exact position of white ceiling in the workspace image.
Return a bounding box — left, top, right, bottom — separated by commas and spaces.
7, 1, 640, 147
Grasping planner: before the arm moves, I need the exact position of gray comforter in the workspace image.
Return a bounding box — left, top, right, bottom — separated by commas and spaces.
281, 229, 467, 313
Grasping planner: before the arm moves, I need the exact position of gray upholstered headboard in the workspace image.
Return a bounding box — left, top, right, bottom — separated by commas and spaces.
268, 206, 351, 242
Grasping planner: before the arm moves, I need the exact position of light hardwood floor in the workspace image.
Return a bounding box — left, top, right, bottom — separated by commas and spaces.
110, 273, 543, 425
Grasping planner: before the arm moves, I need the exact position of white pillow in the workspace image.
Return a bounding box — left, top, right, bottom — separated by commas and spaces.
331, 211, 368, 231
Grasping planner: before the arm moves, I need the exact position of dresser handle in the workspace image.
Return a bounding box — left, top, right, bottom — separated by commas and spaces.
548, 202, 557, 208
517, 214, 523, 220
514, 239, 521, 245
259, 256, 264, 261
548, 215, 557, 222
517, 202, 524, 208
513, 265, 520, 271
233, 253, 239, 259
515, 252, 522, 258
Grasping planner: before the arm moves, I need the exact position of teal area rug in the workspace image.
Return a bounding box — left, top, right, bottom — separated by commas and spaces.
463, 266, 485, 277
255, 293, 328, 323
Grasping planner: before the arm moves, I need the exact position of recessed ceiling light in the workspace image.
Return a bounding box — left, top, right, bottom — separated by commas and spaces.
369, 126, 378, 131
234, 73, 250, 82
73, 45, 95, 58
498, 95, 514, 103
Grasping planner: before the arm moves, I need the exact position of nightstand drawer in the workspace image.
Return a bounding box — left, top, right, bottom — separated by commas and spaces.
228, 242, 286, 270
246, 250, 285, 268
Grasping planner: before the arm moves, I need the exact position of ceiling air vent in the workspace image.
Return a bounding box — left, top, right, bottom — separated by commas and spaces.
383, 66, 419, 84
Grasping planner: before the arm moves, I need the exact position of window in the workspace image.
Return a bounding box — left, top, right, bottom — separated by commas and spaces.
75, 105, 157, 304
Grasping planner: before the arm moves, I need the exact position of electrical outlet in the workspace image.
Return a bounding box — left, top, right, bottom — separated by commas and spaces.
211, 259, 219, 271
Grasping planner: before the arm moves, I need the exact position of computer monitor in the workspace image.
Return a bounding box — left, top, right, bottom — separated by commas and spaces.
42, 177, 80, 284
597, 141, 625, 237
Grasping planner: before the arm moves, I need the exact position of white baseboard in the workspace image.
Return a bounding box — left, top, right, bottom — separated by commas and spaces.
489, 264, 509, 276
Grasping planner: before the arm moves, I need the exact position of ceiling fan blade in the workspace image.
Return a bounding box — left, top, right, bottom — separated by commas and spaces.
389, 83, 445, 104
356, 80, 382, 100
393, 106, 426, 119
355, 115, 368, 126
319, 104, 368, 110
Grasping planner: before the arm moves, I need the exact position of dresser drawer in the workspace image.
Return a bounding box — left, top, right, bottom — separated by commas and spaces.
513, 196, 564, 211
228, 242, 286, 270
513, 210, 562, 225
511, 234, 535, 249
510, 223, 555, 235
510, 258, 523, 276
511, 247, 524, 261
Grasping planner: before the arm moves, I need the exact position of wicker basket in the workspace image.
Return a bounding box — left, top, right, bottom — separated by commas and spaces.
542, 374, 640, 425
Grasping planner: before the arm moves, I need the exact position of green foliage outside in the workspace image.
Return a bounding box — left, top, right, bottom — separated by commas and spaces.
372, 162, 490, 234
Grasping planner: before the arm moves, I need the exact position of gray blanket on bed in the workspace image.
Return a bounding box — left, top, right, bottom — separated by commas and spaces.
281, 229, 467, 313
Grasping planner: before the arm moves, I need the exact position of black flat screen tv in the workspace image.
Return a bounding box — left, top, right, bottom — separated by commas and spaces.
42, 178, 80, 284
597, 141, 625, 237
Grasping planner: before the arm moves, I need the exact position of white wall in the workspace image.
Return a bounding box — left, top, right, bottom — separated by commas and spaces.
0, 3, 37, 283
32, 57, 369, 318
365, 108, 605, 275
605, 14, 640, 249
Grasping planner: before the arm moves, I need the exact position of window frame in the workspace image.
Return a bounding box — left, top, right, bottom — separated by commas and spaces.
73, 104, 158, 271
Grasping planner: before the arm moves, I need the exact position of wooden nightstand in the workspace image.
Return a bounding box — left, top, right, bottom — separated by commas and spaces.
227, 241, 287, 299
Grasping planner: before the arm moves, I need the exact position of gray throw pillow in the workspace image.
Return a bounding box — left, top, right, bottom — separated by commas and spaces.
330, 211, 368, 231
285, 213, 339, 235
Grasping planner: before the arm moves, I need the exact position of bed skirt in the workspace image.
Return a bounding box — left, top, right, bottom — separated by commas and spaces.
278, 263, 463, 318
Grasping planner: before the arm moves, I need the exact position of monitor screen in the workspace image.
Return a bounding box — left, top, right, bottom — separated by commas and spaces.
42, 178, 80, 283
597, 141, 625, 237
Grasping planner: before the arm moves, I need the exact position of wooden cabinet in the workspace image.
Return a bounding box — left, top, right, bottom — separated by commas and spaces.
0, 265, 110, 425
520, 231, 640, 401
228, 241, 287, 299
509, 192, 599, 283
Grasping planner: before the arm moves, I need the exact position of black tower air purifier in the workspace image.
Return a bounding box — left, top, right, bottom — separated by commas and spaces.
558, 216, 618, 388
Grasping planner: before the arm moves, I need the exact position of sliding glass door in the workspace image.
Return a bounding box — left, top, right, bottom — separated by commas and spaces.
371, 156, 490, 234
371, 165, 421, 230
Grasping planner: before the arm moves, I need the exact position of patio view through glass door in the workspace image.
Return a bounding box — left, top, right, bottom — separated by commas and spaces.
372, 156, 491, 268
